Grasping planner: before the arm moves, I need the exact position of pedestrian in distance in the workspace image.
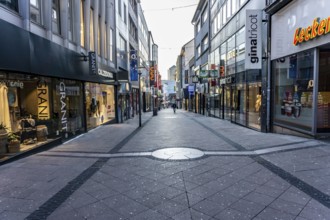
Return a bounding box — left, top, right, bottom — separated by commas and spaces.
172, 103, 177, 113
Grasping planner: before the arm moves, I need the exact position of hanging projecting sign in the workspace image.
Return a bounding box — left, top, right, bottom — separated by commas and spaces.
245, 10, 262, 70
130, 50, 138, 81
89, 52, 98, 75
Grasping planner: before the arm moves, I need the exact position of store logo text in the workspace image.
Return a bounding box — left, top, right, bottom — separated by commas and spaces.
37, 81, 50, 119
248, 14, 259, 64
59, 82, 67, 131
293, 16, 330, 46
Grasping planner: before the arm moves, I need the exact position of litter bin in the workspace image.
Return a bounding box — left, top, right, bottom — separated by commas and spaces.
153, 108, 158, 116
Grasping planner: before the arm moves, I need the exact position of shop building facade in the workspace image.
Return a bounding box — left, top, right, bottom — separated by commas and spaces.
198, 0, 268, 131
267, 0, 330, 137
0, 0, 117, 158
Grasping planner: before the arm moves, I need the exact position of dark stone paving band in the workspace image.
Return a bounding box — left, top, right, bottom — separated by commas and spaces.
190, 117, 330, 209
25, 118, 152, 220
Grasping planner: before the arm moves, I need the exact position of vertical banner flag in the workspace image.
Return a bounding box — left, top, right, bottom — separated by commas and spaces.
130, 50, 138, 81
149, 61, 155, 86
245, 10, 262, 69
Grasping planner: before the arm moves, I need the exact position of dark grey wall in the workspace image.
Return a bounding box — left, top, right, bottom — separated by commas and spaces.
0, 19, 116, 83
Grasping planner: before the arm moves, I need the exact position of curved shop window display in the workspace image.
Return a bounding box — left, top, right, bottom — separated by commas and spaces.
85, 82, 116, 129
0, 73, 54, 159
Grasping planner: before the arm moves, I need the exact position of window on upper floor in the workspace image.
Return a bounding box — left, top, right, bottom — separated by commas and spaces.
90, 8, 95, 51
201, 7, 207, 25
68, 0, 75, 42
52, 0, 61, 35
98, 16, 101, 55
196, 45, 201, 57
124, 3, 127, 24
232, 0, 237, 15
119, 35, 127, 53
196, 20, 200, 33
80, 0, 85, 47
222, 2, 227, 25
104, 23, 108, 59
240, 0, 247, 6
109, 28, 114, 61
226, 0, 231, 19
202, 35, 208, 52
118, 0, 122, 17
30, 0, 42, 25
0, 0, 18, 12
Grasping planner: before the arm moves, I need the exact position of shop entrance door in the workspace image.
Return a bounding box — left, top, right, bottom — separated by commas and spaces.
224, 85, 233, 121
317, 49, 330, 133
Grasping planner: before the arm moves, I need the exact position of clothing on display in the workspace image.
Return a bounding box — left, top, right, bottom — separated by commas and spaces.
0, 84, 11, 132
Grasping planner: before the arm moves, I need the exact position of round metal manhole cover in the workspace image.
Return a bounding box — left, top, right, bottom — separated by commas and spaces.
152, 148, 204, 160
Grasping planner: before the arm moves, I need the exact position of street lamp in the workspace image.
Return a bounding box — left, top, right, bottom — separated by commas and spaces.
138, 71, 142, 127
192, 75, 199, 113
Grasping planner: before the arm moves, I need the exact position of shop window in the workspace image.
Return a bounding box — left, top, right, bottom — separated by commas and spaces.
85, 83, 116, 129
53, 79, 84, 136
0, 74, 82, 156
0, 0, 18, 12
52, 0, 61, 35
273, 50, 314, 131
317, 50, 330, 132
30, 0, 42, 25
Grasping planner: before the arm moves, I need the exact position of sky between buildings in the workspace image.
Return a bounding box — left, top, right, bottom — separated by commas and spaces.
140, 0, 198, 80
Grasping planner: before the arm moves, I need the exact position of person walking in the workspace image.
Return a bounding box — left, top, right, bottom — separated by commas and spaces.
172, 103, 177, 114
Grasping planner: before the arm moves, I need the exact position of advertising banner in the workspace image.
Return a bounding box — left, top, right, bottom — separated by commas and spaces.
130, 50, 138, 81
245, 10, 262, 69
149, 61, 155, 86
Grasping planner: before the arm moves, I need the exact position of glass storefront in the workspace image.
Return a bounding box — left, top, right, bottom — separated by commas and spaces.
273, 50, 314, 132
85, 82, 116, 129
207, 25, 262, 130
0, 72, 84, 157
317, 50, 330, 133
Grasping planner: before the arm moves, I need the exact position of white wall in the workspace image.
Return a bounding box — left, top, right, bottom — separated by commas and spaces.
271, 0, 330, 60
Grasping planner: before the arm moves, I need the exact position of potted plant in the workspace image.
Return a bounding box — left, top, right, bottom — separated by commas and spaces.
0, 123, 8, 154
7, 132, 20, 153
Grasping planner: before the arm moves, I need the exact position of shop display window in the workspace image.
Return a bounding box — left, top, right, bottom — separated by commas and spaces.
85, 83, 115, 129
273, 50, 314, 131
0, 74, 53, 155
52, 79, 84, 137
317, 50, 330, 132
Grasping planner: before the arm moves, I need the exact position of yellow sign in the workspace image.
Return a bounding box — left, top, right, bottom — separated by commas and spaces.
37, 82, 50, 120
149, 66, 155, 81
293, 16, 330, 46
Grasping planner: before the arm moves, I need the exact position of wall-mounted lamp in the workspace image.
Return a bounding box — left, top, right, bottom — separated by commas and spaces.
80, 52, 88, 62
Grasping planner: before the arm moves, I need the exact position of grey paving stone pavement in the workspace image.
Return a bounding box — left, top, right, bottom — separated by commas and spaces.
0, 109, 330, 219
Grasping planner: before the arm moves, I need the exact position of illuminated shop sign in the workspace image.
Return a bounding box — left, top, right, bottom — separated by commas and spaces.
0, 80, 24, 88
98, 69, 114, 78
245, 10, 262, 70
37, 81, 50, 120
293, 16, 330, 46
59, 82, 67, 131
